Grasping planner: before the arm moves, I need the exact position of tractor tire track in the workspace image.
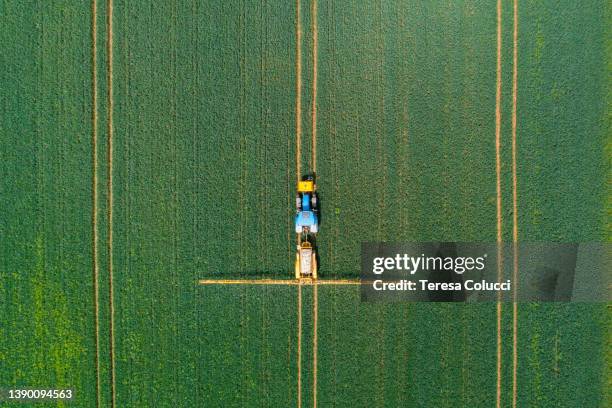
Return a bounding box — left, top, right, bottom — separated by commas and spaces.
495, 1, 503, 407
311, 1, 319, 407
297, 283, 303, 408
106, 0, 116, 405
295, 1, 303, 406
296, 0, 302, 181
238, 1, 248, 404
512, 0, 519, 406
313, 283, 318, 408
375, 4, 387, 406
90, 1, 101, 405
311, 0, 318, 174
170, 0, 179, 400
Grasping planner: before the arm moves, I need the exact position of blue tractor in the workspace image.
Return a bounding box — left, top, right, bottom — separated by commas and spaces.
295, 175, 319, 279
295, 176, 319, 235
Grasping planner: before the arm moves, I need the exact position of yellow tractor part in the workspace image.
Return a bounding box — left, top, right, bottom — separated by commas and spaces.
297, 180, 314, 193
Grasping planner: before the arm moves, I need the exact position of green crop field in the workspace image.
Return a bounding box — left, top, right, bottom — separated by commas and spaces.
0, 1, 609, 407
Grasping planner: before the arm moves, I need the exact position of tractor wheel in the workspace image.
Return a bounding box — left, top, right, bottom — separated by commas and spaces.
312, 194, 318, 208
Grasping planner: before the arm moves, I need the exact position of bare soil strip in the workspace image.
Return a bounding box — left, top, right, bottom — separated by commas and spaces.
495, 1, 503, 407
313, 283, 318, 408
91, 1, 101, 406
198, 279, 360, 286
296, 0, 302, 181
298, 283, 302, 408
315, 280, 361, 285
106, 0, 116, 406
512, 1, 519, 406
295, 2, 303, 405
311, 0, 318, 174
311, 2, 318, 406
198, 279, 300, 286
